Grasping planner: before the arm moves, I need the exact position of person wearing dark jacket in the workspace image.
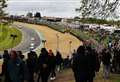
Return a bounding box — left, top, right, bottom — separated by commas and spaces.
3, 50, 10, 60
7, 50, 24, 82
26, 52, 37, 82
56, 51, 63, 72
35, 48, 51, 82
17, 51, 29, 82
72, 45, 88, 82
48, 49, 56, 80
17, 51, 24, 60
102, 48, 112, 79
112, 48, 120, 73
30, 51, 38, 64
0, 50, 10, 82
86, 46, 100, 82
63, 56, 70, 68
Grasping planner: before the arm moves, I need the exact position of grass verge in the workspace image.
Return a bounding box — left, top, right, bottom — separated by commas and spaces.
0, 24, 22, 51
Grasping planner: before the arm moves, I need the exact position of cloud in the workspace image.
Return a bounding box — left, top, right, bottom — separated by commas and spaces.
8, 0, 80, 3
6, 0, 80, 17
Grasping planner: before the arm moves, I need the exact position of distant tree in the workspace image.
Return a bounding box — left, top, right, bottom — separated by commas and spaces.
0, 0, 7, 17
34, 12, 41, 18
74, 16, 80, 20
76, 0, 119, 19
26, 12, 33, 18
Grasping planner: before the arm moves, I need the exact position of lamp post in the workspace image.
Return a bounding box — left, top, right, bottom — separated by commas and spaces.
69, 41, 72, 54
10, 34, 17, 50
42, 40, 46, 48
56, 34, 59, 51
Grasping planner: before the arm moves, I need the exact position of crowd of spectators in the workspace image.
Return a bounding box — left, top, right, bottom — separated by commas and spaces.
0, 41, 120, 82
0, 48, 63, 82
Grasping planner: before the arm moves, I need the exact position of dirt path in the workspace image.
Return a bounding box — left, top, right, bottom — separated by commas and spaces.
15, 22, 82, 58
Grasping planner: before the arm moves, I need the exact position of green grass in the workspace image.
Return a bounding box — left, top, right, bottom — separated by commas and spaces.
0, 24, 22, 51
38, 22, 65, 33
69, 29, 111, 47
70, 29, 91, 40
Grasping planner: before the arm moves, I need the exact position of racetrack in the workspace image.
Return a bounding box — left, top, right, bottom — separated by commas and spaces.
12, 23, 41, 53
0, 22, 82, 58
0, 22, 81, 74
15, 22, 82, 58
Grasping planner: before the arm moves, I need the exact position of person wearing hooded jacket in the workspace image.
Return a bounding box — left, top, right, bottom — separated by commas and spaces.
35, 48, 51, 82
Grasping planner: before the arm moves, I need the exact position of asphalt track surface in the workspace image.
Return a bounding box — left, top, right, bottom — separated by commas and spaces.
0, 23, 41, 73
0, 23, 41, 54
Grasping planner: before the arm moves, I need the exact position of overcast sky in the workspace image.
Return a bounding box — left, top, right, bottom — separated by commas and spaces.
6, 0, 80, 18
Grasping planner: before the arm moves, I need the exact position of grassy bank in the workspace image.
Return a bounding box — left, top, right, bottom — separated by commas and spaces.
36, 22, 65, 33
0, 24, 22, 51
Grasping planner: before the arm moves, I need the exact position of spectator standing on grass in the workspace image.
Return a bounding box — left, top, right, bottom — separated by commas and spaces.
86, 46, 100, 82
72, 45, 88, 82
0, 50, 10, 82
112, 47, 119, 73
35, 48, 51, 82
112, 48, 120, 73
48, 49, 56, 80
56, 51, 63, 72
7, 50, 24, 82
72, 44, 100, 82
102, 48, 112, 79
116, 49, 120, 72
